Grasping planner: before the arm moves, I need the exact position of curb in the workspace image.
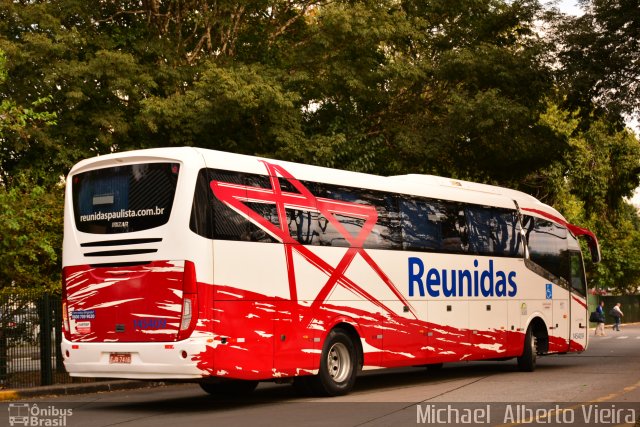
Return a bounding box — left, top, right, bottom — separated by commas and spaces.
0, 380, 167, 401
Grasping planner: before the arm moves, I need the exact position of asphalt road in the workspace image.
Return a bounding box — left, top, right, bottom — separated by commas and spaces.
3, 324, 640, 427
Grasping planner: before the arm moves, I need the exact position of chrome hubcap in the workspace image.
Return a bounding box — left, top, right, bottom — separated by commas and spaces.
327, 342, 351, 383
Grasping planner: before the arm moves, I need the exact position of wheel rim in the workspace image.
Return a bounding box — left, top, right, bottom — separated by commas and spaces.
326, 342, 351, 383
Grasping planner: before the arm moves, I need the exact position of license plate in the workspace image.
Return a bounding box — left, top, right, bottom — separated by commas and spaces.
109, 353, 131, 364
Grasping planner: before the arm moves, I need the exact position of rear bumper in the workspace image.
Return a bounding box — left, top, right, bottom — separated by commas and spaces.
61, 337, 213, 380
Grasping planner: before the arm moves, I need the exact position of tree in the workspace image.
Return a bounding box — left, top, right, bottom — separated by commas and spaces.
555, 0, 640, 123
0, 177, 63, 292
0, 49, 56, 185
0, 47, 61, 291
527, 102, 640, 294
275, 0, 566, 183
2, 0, 640, 295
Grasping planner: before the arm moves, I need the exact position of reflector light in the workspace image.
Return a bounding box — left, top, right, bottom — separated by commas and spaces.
177, 261, 198, 341
180, 298, 192, 331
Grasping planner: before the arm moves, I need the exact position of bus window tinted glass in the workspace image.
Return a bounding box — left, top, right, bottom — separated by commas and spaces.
400, 198, 467, 254
286, 209, 349, 247
523, 216, 569, 280
570, 251, 586, 295
466, 206, 523, 257
317, 185, 401, 249
73, 163, 179, 234
190, 169, 278, 242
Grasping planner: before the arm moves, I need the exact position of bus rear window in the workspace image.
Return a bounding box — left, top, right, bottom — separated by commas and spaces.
72, 163, 180, 234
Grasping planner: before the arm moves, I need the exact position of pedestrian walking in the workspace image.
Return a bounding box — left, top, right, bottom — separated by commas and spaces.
594, 301, 606, 336
609, 303, 624, 331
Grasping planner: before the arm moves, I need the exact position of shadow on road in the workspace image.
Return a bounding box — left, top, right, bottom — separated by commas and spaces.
86, 359, 573, 414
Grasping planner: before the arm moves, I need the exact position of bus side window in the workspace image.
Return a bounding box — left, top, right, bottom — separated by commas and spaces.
314, 184, 401, 250
190, 169, 216, 238
466, 206, 523, 257
466, 205, 493, 254
524, 215, 569, 281
569, 251, 586, 295
441, 203, 467, 254
286, 209, 324, 246
207, 169, 252, 241
399, 198, 442, 251
191, 169, 280, 242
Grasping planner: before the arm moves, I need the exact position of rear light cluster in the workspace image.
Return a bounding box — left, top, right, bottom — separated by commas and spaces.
61, 267, 70, 340
177, 260, 199, 341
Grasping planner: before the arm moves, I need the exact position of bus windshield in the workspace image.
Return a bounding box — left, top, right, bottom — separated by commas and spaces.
71, 162, 180, 234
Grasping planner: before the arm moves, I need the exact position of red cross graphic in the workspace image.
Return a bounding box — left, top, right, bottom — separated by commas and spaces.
209, 161, 416, 323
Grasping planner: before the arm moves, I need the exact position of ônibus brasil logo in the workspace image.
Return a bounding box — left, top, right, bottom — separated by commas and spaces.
8, 403, 72, 426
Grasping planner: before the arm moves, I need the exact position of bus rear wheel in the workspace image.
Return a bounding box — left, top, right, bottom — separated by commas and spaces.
517, 326, 537, 372
199, 379, 259, 395
308, 328, 357, 396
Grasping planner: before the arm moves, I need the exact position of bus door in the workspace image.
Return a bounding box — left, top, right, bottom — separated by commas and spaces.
569, 251, 588, 351
552, 287, 571, 353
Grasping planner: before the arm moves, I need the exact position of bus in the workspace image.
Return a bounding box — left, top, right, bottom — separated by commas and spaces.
61, 147, 601, 396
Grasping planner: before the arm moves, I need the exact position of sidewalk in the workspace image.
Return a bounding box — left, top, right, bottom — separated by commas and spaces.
0, 380, 167, 401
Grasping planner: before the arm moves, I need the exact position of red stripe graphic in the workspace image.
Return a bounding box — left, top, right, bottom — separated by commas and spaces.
209, 161, 417, 322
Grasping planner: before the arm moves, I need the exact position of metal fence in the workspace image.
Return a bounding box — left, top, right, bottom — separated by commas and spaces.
0, 290, 95, 389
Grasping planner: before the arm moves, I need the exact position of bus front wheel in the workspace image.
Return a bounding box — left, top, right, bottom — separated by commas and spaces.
309, 328, 358, 396
517, 326, 537, 372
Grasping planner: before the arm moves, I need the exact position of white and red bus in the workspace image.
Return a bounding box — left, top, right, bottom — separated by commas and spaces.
61, 147, 601, 396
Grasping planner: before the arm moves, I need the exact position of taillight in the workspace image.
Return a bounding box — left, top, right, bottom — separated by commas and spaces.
177, 261, 198, 341
62, 302, 69, 333
61, 268, 70, 339
182, 260, 197, 294
180, 298, 193, 331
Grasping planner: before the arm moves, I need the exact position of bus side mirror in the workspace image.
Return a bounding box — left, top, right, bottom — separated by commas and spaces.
584, 235, 601, 263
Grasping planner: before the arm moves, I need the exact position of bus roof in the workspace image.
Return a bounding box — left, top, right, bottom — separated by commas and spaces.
69, 146, 565, 224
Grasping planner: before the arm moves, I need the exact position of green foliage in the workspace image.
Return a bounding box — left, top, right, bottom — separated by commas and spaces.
0, 175, 63, 292
529, 102, 640, 293
0, 0, 639, 294
554, 0, 640, 122
141, 62, 304, 156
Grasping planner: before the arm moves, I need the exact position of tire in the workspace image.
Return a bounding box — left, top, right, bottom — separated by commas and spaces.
517, 326, 537, 372
308, 329, 358, 396
199, 379, 259, 395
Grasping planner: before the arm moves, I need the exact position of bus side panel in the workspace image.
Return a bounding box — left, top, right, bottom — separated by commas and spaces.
468, 299, 509, 360
569, 294, 588, 351
551, 291, 571, 353
507, 299, 526, 355
191, 281, 216, 373
212, 286, 274, 380
273, 300, 318, 377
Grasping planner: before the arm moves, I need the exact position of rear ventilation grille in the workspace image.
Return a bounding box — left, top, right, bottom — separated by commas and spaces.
84, 249, 158, 257
89, 261, 151, 268
82, 238, 162, 257
81, 238, 162, 247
